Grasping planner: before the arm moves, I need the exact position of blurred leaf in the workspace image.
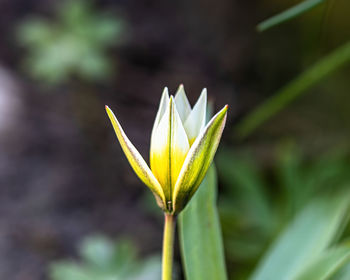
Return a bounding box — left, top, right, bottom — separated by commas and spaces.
332, 262, 350, 280
179, 165, 228, 280
217, 150, 273, 233
79, 235, 136, 271
50, 262, 93, 280
276, 144, 350, 217
80, 235, 119, 268
16, 0, 125, 85
276, 144, 305, 216
236, 40, 350, 139
131, 256, 163, 280
295, 244, 350, 280
218, 148, 350, 279
50, 235, 161, 280
16, 18, 53, 46
216, 150, 277, 272
250, 193, 350, 280
257, 0, 325, 32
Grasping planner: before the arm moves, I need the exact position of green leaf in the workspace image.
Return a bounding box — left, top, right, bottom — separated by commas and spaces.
236, 40, 350, 139
257, 0, 325, 32
250, 193, 350, 280
332, 262, 350, 280
179, 165, 228, 280
295, 244, 350, 280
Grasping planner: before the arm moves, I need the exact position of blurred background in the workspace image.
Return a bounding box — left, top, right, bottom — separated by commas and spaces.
0, 0, 350, 279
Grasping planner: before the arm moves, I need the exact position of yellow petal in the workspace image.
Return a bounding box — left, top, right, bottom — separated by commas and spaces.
105, 106, 166, 208
174, 84, 191, 122
173, 105, 228, 213
184, 88, 207, 145
150, 96, 190, 210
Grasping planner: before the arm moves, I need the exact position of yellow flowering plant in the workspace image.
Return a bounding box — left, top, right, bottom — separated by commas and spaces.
106, 85, 227, 280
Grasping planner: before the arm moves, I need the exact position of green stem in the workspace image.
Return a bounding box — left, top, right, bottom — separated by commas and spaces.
162, 213, 176, 280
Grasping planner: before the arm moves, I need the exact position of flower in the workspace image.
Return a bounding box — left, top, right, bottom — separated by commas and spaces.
106, 85, 227, 214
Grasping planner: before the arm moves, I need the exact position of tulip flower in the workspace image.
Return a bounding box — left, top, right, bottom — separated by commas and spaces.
105, 85, 227, 214
106, 85, 227, 280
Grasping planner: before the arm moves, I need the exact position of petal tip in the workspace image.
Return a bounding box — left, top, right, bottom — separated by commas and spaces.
197, 88, 207, 102
176, 84, 186, 95
161, 87, 169, 98
220, 105, 228, 114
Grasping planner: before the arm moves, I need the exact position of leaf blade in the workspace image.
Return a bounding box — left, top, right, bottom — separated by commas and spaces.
295, 244, 350, 280
179, 165, 228, 280
257, 0, 325, 32
250, 193, 350, 280
236, 40, 350, 139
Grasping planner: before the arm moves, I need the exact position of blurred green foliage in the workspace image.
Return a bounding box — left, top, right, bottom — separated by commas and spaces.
16, 0, 124, 85
333, 261, 350, 279
251, 193, 350, 280
295, 244, 350, 280
237, 0, 350, 139
217, 145, 350, 279
49, 235, 161, 280
257, 0, 325, 32
236, 40, 350, 139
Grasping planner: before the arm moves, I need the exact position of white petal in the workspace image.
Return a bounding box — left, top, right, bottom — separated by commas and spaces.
184, 88, 207, 145
174, 84, 191, 122
152, 87, 169, 134
150, 87, 169, 157
150, 96, 190, 209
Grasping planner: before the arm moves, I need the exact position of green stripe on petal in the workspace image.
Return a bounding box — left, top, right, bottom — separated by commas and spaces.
175, 84, 191, 123
105, 105, 166, 209
173, 105, 228, 214
150, 96, 190, 211
184, 88, 207, 145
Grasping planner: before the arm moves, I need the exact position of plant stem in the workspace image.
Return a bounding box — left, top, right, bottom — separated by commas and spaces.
162, 213, 176, 280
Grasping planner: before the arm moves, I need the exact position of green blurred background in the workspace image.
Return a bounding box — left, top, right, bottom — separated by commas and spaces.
0, 0, 350, 279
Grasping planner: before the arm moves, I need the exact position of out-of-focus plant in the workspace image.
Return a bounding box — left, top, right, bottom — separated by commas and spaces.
49, 235, 161, 280
257, 0, 326, 32
235, 0, 350, 139
106, 85, 228, 279
16, 0, 124, 85
236, 40, 350, 138
217, 145, 350, 279
251, 194, 350, 280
